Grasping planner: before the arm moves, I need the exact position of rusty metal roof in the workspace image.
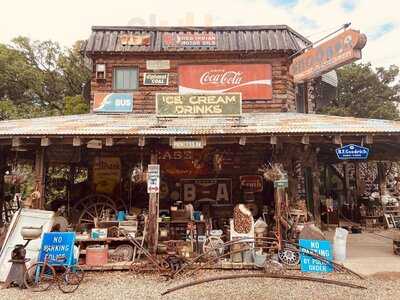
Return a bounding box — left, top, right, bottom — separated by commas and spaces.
84, 25, 310, 54
1, 113, 400, 137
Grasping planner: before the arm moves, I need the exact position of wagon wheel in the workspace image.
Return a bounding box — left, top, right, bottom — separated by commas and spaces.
72, 194, 117, 225
202, 236, 224, 258
278, 247, 300, 266
78, 201, 118, 226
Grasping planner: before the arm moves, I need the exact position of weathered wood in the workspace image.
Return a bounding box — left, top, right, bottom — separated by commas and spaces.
34, 148, 46, 209
148, 152, 159, 254
0, 147, 6, 227
312, 158, 321, 228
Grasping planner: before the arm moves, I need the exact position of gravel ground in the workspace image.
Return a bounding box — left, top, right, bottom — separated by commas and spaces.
1, 270, 399, 300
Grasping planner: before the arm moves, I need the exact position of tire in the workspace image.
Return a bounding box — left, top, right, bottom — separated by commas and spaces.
57, 270, 80, 293
24, 262, 56, 292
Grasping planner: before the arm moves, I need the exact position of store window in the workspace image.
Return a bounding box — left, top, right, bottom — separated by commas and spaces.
113, 67, 138, 91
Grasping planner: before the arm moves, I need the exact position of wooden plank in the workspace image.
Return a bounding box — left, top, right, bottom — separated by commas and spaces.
148, 153, 159, 254
34, 148, 46, 209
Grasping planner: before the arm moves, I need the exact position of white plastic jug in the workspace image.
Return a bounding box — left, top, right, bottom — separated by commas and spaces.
333, 228, 349, 263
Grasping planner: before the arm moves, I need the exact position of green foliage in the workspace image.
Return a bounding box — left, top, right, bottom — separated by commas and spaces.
0, 37, 91, 120
63, 95, 89, 115
318, 63, 400, 120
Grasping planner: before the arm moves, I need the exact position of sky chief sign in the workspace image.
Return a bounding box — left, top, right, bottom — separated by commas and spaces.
336, 144, 369, 160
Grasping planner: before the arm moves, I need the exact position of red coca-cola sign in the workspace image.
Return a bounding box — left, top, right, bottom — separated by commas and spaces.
178, 64, 272, 100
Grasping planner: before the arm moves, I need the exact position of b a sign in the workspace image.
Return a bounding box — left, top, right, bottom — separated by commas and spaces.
336, 144, 369, 160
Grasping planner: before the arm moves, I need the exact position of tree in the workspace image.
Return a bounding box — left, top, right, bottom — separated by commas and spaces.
318, 63, 400, 120
0, 37, 91, 120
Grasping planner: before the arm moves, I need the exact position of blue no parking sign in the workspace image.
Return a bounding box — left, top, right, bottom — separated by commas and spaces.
38, 232, 76, 266
299, 239, 333, 273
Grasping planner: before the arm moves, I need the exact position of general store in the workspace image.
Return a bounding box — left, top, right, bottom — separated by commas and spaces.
0, 25, 399, 283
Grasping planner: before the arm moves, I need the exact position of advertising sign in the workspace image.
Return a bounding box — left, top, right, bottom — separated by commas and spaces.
156, 93, 242, 117
146, 60, 170, 70
181, 178, 232, 204
120, 34, 151, 46
172, 139, 204, 149
93, 157, 121, 194
178, 64, 272, 100
299, 239, 333, 273
93, 93, 133, 113
163, 32, 216, 48
289, 29, 367, 83
143, 73, 169, 85
39, 232, 76, 266
336, 144, 369, 160
240, 175, 263, 192
147, 164, 160, 193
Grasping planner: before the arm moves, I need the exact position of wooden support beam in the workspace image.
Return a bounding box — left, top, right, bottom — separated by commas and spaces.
73, 137, 82, 147
138, 136, 145, 147
270, 136, 278, 145
34, 148, 46, 209
0, 148, 6, 227
333, 135, 342, 145
312, 159, 322, 228
40, 137, 51, 147
148, 153, 159, 254
12, 137, 22, 147
105, 137, 113, 147
365, 134, 373, 144
301, 135, 309, 145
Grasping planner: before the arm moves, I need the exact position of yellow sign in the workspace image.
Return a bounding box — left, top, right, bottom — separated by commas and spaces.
93, 157, 121, 194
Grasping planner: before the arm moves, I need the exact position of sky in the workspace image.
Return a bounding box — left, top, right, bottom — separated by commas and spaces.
0, 0, 399, 68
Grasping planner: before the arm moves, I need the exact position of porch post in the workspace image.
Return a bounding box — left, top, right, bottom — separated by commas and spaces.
0, 147, 6, 227
312, 158, 322, 228
34, 148, 46, 209
148, 152, 159, 254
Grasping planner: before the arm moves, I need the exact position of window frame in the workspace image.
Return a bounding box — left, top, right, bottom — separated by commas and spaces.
112, 66, 139, 91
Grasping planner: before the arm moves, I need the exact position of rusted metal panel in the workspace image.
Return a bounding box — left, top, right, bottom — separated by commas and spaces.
83, 25, 311, 54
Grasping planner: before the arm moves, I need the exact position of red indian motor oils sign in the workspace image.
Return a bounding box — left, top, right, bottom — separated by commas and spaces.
178, 64, 272, 100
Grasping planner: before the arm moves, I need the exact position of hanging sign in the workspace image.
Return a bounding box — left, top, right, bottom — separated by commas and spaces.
163, 32, 216, 48
93, 157, 121, 194
146, 60, 170, 70
274, 179, 288, 188
336, 144, 369, 160
147, 164, 160, 193
240, 175, 263, 192
172, 139, 204, 149
143, 73, 169, 85
178, 64, 272, 100
156, 93, 242, 117
38, 232, 76, 266
299, 239, 333, 273
120, 33, 151, 46
289, 29, 367, 83
93, 93, 133, 113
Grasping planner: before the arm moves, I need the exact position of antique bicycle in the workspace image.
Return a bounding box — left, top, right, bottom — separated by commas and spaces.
24, 251, 84, 293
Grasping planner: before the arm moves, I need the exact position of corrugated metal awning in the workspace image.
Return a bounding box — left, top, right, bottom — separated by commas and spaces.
0, 112, 400, 137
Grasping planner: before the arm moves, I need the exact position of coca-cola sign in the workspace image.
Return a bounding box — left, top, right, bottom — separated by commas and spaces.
179, 64, 272, 100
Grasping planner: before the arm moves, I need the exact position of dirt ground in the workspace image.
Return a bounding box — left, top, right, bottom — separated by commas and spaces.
1, 270, 400, 300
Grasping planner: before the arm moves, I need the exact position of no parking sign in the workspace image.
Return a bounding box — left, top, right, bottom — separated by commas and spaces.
299, 239, 333, 273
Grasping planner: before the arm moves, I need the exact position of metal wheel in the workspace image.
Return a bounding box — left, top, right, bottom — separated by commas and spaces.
24, 262, 56, 292
202, 236, 224, 258
278, 247, 300, 266
74, 194, 117, 225
57, 270, 80, 293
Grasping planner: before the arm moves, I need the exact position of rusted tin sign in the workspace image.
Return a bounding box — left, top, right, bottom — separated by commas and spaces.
240, 175, 263, 192
179, 64, 272, 100
143, 73, 169, 85
146, 60, 170, 70
120, 33, 151, 46
172, 139, 204, 149
156, 93, 242, 117
289, 29, 367, 83
93, 93, 133, 113
163, 32, 216, 48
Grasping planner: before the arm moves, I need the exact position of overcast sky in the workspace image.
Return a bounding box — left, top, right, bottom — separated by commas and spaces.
1, 0, 399, 68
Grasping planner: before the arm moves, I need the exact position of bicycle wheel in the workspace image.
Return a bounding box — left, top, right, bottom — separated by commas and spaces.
24, 262, 56, 292
57, 270, 80, 293
71, 265, 85, 283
